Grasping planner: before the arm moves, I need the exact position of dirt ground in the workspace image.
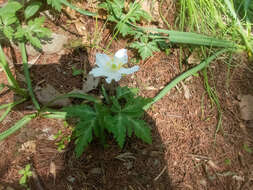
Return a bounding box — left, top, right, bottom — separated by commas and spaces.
0, 0, 253, 190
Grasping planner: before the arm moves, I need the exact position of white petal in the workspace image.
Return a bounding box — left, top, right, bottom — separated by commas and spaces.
96, 53, 111, 67
114, 49, 128, 64
89, 67, 107, 77
119, 66, 139, 75
105, 77, 112, 83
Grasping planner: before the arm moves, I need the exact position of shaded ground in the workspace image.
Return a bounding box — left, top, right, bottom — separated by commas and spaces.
1, 0, 253, 190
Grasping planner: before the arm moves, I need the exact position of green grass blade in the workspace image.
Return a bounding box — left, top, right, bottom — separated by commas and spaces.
0, 45, 20, 88
0, 106, 12, 123
224, 0, 253, 53
0, 98, 26, 122
41, 109, 67, 119
19, 42, 40, 110
0, 113, 36, 141
143, 48, 230, 110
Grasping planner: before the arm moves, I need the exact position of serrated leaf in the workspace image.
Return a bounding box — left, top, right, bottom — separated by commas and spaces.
25, 1, 43, 20
28, 35, 42, 49
111, 97, 121, 112
108, 114, 127, 148
74, 120, 95, 157
62, 105, 96, 119
128, 118, 152, 144
130, 40, 160, 60
116, 86, 135, 99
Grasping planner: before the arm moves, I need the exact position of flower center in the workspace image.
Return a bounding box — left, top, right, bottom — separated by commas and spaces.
106, 61, 123, 71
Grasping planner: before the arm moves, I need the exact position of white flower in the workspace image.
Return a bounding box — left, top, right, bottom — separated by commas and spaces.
89, 49, 139, 83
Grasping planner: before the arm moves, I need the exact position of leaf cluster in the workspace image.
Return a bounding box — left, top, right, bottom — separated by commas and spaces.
0, 1, 51, 49
99, 0, 163, 60
100, 0, 151, 36
19, 164, 32, 187
63, 86, 152, 157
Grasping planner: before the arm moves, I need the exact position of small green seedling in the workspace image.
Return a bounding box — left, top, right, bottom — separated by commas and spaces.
71, 66, 83, 76
243, 143, 253, 154
224, 158, 231, 165
19, 164, 32, 189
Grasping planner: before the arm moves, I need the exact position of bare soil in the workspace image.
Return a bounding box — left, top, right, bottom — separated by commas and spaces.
0, 0, 253, 190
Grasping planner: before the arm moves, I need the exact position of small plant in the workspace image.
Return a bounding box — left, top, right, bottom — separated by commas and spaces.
54, 129, 72, 151
19, 164, 33, 190
63, 86, 152, 157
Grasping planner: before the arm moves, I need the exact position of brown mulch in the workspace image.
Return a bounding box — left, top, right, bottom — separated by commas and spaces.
1, 0, 253, 190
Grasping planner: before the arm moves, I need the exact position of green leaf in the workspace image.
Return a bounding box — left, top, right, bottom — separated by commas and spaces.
0, 1, 22, 16
63, 104, 98, 157
128, 118, 152, 144
74, 119, 95, 157
3, 26, 14, 39
62, 105, 96, 119
25, 1, 43, 20
19, 169, 25, 175
28, 35, 42, 49
47, 0, 62, 11
2, 14, 17, 25
107, 114, 127, 148
25, 164, 31, 171
130, 40, 160, 60
19, 176, 27, 185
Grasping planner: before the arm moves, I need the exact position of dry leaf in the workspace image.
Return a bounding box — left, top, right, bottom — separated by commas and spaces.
19, 140, 36, 153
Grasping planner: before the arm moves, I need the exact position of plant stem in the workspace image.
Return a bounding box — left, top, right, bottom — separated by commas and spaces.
143, 48, 230, 110
0, 45, 18, 87
19, 42, 40, 110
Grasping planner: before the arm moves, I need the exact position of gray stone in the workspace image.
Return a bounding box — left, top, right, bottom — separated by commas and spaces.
26, 33, 68, 56
239, 94, 253, 120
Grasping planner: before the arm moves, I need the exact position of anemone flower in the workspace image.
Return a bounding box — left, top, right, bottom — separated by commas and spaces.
89, 49, 139, 83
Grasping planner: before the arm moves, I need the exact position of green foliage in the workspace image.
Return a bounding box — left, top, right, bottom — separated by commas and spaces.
25, 1, 43, 20
100, 0, 151, 36
130, 35, 160, 60
0, 1, 22, 40
63, 86, 152, 157
47, 0, 62, 11
19, 164, 32, 189
15, 17, 51, 49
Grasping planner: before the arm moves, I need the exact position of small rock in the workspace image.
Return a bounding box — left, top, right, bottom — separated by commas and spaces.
26, 33, 68, 56
89, 167, 102, 175
35, 84, 71, 107
239, 94, 253, 120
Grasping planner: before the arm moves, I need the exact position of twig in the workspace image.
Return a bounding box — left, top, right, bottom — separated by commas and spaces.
154, 166, 167, 181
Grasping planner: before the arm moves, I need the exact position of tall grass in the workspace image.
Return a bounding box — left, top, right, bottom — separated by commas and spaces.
177, 0, 252, 137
